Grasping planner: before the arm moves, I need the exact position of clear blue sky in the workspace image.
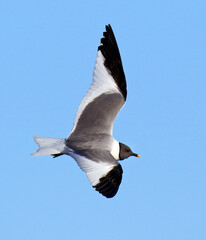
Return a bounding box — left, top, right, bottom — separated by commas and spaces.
1, 0, 206, 239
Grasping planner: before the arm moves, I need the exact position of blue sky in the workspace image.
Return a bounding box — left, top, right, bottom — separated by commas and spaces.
1, 0, 206, 239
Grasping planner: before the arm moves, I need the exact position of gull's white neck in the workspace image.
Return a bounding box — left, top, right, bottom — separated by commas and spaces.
110, 139, 120, 160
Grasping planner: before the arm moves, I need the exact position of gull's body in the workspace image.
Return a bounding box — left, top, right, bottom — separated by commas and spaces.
32, 25, 140, 198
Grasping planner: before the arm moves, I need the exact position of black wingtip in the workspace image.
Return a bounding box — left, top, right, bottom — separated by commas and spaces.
93, 164, 123, 198
98, 24, 127, 100
52, 153, 63, 158
105, 24, 112, 32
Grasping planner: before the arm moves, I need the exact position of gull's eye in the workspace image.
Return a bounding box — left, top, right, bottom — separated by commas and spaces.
125, 149, 129, 152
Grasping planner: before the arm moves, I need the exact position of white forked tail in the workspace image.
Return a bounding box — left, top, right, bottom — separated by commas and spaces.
31, 136, 66, 156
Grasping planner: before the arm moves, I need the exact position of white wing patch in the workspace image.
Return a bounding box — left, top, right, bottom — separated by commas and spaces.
69, 51, 122, 136
70, 152, 118, 186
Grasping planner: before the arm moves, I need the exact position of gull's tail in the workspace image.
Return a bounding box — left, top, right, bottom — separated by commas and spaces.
31, 136, 66, 156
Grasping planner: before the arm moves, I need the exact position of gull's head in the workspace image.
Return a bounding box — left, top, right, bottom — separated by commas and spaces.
119, 142, 141, 160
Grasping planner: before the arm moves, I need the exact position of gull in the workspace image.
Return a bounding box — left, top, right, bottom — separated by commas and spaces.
32, 24, 140, 198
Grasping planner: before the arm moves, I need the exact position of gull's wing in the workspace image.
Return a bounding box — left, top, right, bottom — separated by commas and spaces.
70, 149, 123, 198
68, 25, 126, 138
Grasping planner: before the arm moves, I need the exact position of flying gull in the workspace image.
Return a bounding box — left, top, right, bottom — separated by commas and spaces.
32, 24, 141, 198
